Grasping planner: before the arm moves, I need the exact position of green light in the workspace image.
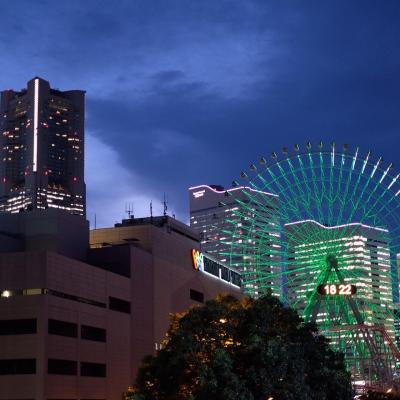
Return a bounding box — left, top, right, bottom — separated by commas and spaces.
222, 144, 400, 386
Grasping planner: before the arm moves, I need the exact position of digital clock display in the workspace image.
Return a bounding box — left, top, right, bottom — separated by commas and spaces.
317, 284, 357, 296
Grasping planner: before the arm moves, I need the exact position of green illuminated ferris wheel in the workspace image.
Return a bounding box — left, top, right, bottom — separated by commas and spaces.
222, 142, 400, 389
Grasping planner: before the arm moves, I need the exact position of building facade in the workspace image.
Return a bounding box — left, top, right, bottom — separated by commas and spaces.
90, 215, 242, 374
189, 184, 280, 297
0, 211, 241, 400
0, 77, 85, 215
285, 220, 394, 334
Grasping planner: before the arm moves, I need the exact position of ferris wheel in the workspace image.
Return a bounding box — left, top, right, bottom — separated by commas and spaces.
222, 142, 400, 390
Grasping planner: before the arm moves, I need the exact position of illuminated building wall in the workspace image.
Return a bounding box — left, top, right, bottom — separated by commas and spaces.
0, 77, 85, 215
189, 184, 280, 297
285, 220, 394, 336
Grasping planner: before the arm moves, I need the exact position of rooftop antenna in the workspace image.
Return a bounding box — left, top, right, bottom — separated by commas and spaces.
150, 200, 153, 218
163, 193, 168, 216
125, 202, 134, 219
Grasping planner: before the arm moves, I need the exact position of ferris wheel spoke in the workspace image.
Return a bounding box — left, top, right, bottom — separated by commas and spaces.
251, 171, 323, 244
263, 165, 307, 217
334, 152, 355, 228
225, 143, 400, 373
371, 194, 400, 229
341, 153, 368, 224
306, 153, 325, 223
327, 144, 337, 226
282, 158, 315, 218
354, 170, 395, 230
274, 163, 314, 222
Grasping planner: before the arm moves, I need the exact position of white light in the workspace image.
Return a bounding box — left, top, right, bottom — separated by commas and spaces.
188, 184, 279, 198
284, 219, 388, 233
1, 290, 11, 298
379, 164, 391, 183
33, 79, 39, 172
371, 158, 380, 178
388, 174, 399, 190
193, 190, 205, 198
361, 152, 370, 174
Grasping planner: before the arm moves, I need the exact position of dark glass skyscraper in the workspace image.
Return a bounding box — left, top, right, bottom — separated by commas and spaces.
0, 77, 85, 215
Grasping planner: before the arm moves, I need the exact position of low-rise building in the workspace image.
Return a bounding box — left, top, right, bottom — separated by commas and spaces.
0, 211, 241, 400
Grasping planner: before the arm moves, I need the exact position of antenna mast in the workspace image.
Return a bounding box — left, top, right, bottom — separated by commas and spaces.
125, 202, 134, 219
163, 193, 168, 216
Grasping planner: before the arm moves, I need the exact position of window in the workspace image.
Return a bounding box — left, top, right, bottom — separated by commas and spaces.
190, 289, 204, 303
81, 325, 106, 342
220, 266, 230, 282
48, 289, 106, 309
0, 359, 36, 375
48, 359, 77, 375
89, 259, 130, 278
80, 362, 106, 377
0, 318, 36, 335
203, 257, 219, 277
109, 297, 130, 314
231, 271, 242, 287
48, 319, 77, 338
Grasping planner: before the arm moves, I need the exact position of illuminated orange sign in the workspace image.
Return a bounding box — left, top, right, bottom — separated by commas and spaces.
191, 249, 204, 271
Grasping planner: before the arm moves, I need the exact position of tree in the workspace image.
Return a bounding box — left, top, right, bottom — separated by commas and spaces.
360, 390, 400, 400
132, 295, 353, 400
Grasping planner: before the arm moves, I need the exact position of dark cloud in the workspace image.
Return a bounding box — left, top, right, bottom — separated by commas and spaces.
0, 0, 399, 222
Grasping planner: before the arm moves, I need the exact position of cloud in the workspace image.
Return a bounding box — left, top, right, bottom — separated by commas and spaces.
86, 132, 183, 227
1, 0, 400, 228
0, 1, 280, 100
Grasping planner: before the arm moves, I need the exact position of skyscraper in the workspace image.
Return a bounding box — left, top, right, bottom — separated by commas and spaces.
0, 77, 85, 215
285, 219, 397, 381
189, 184, 280, 297
285, 220, 394, 335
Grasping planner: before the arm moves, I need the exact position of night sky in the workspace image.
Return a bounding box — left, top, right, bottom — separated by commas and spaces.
1, 1, 399, 226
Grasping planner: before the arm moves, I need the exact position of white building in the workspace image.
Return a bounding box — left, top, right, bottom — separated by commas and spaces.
285, 220, 394, 336
189, 184, 280, 297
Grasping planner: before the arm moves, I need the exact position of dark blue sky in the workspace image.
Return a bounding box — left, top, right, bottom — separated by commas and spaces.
1, 1, 399, 226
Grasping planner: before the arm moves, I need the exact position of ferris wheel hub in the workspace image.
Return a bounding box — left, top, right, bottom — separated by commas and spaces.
326, 254, 338, 269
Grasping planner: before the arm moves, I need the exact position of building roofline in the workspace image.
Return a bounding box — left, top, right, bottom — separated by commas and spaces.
284, 219, 389, 233
188, 184, 278, 198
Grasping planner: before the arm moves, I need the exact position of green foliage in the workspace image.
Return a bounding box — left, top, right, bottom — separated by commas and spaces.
133, 295, 353, 400
360, 390, 400, 400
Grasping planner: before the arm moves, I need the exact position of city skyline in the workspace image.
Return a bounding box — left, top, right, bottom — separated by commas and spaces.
0, 1, 399, 227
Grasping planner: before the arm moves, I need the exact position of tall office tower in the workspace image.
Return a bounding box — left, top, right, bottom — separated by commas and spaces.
285, 220, 395, 337
0, 77, 85, 215
189, 184, 280, 297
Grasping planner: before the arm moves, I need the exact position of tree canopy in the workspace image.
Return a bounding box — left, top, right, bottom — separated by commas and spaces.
131, 294, 353, 400
360, 391, 400, 400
